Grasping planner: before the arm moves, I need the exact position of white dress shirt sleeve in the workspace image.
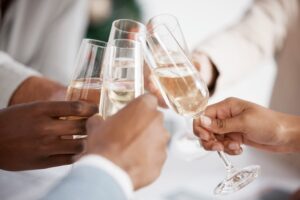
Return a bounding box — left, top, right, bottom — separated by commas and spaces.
75, 154, 134, 199
0, 52, 41, 108
193, 0, 298, 94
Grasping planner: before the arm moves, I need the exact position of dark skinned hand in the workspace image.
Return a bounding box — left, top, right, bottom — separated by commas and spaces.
86, 94, 170, 190
0, 101, 97, 171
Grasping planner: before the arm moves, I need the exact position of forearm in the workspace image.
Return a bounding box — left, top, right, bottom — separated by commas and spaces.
9, 76, 66, 105
0, 52, 65, 107
193, 0, 299, 90
0, 52, 41, 108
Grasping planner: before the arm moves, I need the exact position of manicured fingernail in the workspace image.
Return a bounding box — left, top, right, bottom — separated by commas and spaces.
212, 144, 223, 151
228, 142, 240, 150
200, 115, 212, 127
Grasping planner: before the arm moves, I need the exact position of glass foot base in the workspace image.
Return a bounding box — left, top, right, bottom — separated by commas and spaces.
214, 165, 260, 195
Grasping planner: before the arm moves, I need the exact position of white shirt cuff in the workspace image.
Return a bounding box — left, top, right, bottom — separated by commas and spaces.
75, 154, 134, 199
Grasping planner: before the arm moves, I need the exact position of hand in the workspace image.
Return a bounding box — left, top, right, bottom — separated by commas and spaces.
193, 97, 298, 155
144, 63, 168, 108
86, 94, 170, 190
48, 88, 67, 101
0, 101, 98, 171
144, 52, 218, 107
192, 51, 219, 91
9, 76, 67, 105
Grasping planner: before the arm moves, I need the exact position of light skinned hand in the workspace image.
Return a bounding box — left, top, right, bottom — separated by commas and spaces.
86, 94, 170, 190
193, 97, 300, 155
145, 52, 218, 107
144, 63, 168, 108
192, 51, 218, 89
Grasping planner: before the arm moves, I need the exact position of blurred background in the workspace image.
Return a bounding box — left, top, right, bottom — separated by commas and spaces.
85, 0, 275, 106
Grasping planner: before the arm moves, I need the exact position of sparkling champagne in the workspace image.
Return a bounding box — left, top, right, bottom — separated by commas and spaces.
101, 80, 135, 118
66, 78, 102, 104
100, 58, 142, 118
65, 78, 102, 120
153, 66, 208, 117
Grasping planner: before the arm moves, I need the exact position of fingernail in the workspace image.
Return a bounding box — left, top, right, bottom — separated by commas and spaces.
200, 132, 209, 141
212, 144, 223, 151
200, 115, 212, 127
228, 142, 240, 150
234, 148, 243, 155
239, 147, 243, 154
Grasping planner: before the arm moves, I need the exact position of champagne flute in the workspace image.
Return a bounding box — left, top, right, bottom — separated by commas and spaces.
66, 39, 107, 104
143, 25, 260, 195
99, 39, 143, 119
148, 14, 207, 160
108, 19, 147, 43
108, 19, 146, 95
65, 39, 107, 138
147, 13, 189, 53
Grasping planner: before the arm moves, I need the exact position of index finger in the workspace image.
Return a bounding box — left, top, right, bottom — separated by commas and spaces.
38, 101, 98, 117
204, 97, 245, 119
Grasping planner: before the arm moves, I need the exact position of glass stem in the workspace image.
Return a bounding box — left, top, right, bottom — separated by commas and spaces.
217, 151, 235, 174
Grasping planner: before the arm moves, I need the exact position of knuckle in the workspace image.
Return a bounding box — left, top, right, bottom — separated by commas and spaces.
35, 122, 51, 136
91, 105, 99, 115
138, 94, 158, 109
225, 97, 239, 105
71, 101, 85, 114
201, 142, 210, 151
216, 119, 225, 129
225, 97, 238, 104
73, 120, 86, 131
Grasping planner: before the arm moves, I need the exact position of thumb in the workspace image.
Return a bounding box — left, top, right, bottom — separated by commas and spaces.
199, 115, 242, 134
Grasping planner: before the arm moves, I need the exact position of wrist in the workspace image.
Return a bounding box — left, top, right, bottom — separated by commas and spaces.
276, 113, 300, 152
77, 155, 134, 197
192, 52, 219, 93
286, 116, 300, 152
89, 150, 138, 188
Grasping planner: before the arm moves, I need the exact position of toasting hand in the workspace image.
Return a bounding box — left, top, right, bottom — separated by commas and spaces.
193, 97, 300, 155
86, 94, 170, 190
0, 101, 98, 171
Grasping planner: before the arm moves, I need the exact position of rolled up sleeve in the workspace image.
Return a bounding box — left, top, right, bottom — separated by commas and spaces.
0, 52, 41, 108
